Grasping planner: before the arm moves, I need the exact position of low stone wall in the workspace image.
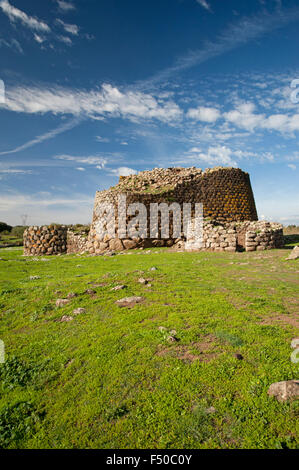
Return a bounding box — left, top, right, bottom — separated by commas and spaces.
23, 221, 284, 256
244, 222, 284, 252
67, 230, 89, 254
23, 226, 67, 256
185, 220, 284, 252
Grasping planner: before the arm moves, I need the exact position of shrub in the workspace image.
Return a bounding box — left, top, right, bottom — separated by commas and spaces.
11, 226, 27, 238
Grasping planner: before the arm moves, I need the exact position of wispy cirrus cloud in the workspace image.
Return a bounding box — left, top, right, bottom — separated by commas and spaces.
0, 168, 33, 180
136, 6, 299, 90
0, 118, 80, 156
0, 37, 23, 53
56, 18, 79, 35
0, 0, 50, 32
196, 0, 212, 12
56, 0, 76, 13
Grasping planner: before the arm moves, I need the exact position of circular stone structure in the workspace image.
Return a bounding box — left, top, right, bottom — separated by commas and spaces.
87, 166, 259, 253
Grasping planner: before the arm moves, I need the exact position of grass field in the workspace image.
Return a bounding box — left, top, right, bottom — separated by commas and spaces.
0, 242, 298, 449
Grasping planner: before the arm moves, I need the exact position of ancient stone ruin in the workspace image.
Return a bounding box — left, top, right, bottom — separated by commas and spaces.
23, 167, 284, 255
87, 167, 283, 254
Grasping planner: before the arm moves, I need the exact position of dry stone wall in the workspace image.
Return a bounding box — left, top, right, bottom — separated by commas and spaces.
185, 220, 283, 252
23, 225, 67, 256
67, 230, 89, 254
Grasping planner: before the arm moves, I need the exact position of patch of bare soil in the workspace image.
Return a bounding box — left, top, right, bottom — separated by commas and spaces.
227, 295, 251, 310
259, 312, 299, 329
283, 297, 299, 316
156, 334, 220, 363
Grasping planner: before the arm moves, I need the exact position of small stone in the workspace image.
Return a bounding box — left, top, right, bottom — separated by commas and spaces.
111, 285, 126, 291
205, 406, 216, 414
67, 292, 77, 299
234, 353, 244, 360
158, 326, 167, 332
73, 308, 86, 315
60, 315, 73, 322
291, 338, 299, 349
167, 335, 177, 343
29, 275, 41, 280
138, 277, 148, 284
150, 267, 157, 271
170, 329, 177, 336
85, 289, 96, 295
56, 299, 70, 307
267, 380, 299, 402
116, 296, 144, 308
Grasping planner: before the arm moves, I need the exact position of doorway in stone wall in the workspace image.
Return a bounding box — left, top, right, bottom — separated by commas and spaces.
236, 229, 246, 252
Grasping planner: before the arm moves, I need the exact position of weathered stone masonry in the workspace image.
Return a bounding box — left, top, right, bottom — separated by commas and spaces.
23, 225, 68, 256
23, 167, 284, 255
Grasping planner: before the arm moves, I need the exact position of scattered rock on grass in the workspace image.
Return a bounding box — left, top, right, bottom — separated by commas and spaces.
267, 380, 299, 402
67, 292, 77, 299
84, 289, 96, 295
73, 308, 86, 315
116, 296, 145, 308
205, 406, 216, 414
60, 315, 74, 322
29, 276, 41, 280
167, 335, 177, 343
56, 299, 70, 308
286, 246, 299, 261
158, 326, 167, 332
150, 267, 157, 271
111, 285, 126, 291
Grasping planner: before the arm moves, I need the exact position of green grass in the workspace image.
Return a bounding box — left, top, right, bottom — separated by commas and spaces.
0, 245, 298, 449
0, 235, 23, 247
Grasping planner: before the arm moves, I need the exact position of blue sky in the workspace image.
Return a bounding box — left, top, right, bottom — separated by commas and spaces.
0, 0, 298, 226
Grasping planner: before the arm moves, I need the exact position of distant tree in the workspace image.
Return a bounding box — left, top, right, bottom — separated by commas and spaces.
11, 226, 27, 238
0, 222, 12, 233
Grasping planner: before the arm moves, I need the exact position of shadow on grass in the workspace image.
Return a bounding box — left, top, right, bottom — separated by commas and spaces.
283, 234, 299, 249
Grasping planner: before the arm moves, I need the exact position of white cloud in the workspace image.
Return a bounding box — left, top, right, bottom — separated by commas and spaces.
56, 0, 76, 13
110, 167, 137, 177
2, 83, 182, 123
196, 0, 212, 12
187, 106, 220, 122
0, 37, 23, 53
57, 35, 72, 45
56, 18, 79, 35
76, 167, 85, 171
96, 136, 110, 143
287, 164, 296, 170
34, 34, 45, 44
188, 146, 238, 167
0, 0, 50, 32
54, 155, 107, 169
224, 102, 299, 134
224, 102, 265, 132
